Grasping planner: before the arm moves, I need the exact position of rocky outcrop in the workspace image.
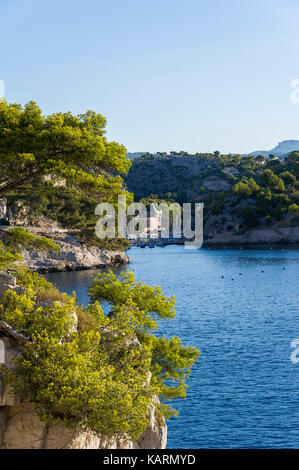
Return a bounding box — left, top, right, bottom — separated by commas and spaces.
0, 274, 167, 449
126, 154, 299, 246
202, 176, 231, 192
0, 401, 167, 449
0, 272, 26, 297
20, 232, 129, 272
0, 199, 7, 221
125, 155, 222, 200
200, 194, 299, 246
204, 224, 299, 245
0, 200, 130, 272
0, 199, 31, 226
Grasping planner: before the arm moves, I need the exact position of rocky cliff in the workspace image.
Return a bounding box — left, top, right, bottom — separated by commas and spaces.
0, 272, 167, 449
0, 398, 167, 449
21, 232, 129, 272
0, 198, 129, 272
125, 155, 220, 200
203, 198, 299, 245
125, 154, 299, 245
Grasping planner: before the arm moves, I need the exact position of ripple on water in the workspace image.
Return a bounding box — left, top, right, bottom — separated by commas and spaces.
46, 246, 299, 449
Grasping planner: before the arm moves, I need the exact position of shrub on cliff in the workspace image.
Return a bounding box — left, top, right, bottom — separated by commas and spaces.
1, 285, 156, 439
233, 177, 260, 197
259, 170, 285, 192
0, 234, 199, 439
0, 227, 59, 269
0, 101, 133, 248
289, 203, 299, 219
1, 227, 60, 252
89, 270, 200, 418
241, 206, 259, 228
0, 241, 22, 269
280, 171, 296, 185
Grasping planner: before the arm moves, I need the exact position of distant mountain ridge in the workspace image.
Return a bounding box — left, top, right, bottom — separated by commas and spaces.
247, 140, 299, 158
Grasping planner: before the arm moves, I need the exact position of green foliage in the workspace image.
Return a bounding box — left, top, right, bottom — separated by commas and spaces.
0, 101, 132, 249
241, 206, 259, 227
265, 159, 283, 174
89, 270, 199, 409
289, 203, 299, 219
140, 195, 176, 206
0, 241, 22, 270
291, 191, 299, 204
0, 101, 131, 196
233, 181, 252, 197
272, 193, 290, 207
293, 163, 299, 179
233, 177, 260, 197
89, 271, 176, 331
130, 151, 299, 227
0, 284, 152, 438
13, 265, 54, 290
259, 169, 285, 191
1, 266, 198, 438
8, 183, 131, 248
280, 171, 296, 185
0, 288, 75, 337
0, 228, 59, 270
255, 188, 272, 214
2, 227, 60, 252
1, 289, 154, 438
254, 155, 266, 164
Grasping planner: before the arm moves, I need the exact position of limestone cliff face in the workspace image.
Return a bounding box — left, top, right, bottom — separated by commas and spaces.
21, 232, 129, 272
204, 205, 299, 245
125, 155, 222, 200
0, 273, 167, 449
125, 155, 299, 246
0, 400, 167, 449
0, 198, 130, 272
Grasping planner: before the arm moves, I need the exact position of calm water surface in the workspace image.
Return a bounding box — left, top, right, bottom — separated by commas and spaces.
46, 246, 299, 449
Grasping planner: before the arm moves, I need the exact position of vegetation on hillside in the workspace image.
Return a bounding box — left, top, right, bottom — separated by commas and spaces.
0, 231, 199, 439
127, 152, 299, 229
0, 227, 59, 269
0, 101, 130, 195
0, 101, 132, 248
0, 101, 201, 439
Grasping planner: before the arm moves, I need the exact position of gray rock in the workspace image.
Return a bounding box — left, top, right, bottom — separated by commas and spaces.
0, 398, 166, 449
0, 199, 7, 222
0, 273, 16, 287
202, 177, 231, 191
21, 232, 129, 272
7, 201, 31, 226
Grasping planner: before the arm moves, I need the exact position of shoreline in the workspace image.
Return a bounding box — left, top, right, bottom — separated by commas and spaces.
20, 232, 130, 273
129, 241, 299, 250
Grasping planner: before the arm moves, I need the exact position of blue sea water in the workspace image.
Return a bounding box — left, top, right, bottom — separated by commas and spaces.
46, 246, 299, 449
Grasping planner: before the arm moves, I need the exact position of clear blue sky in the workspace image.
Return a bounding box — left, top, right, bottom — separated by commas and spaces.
1, 0, 299, 154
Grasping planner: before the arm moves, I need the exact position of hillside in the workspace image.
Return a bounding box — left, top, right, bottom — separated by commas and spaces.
125, 152, 299, 244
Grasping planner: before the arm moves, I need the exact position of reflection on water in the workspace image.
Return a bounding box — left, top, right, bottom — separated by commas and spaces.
46, 246, 299, 449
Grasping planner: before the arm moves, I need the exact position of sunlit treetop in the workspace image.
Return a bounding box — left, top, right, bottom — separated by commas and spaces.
0, 101, 131, 195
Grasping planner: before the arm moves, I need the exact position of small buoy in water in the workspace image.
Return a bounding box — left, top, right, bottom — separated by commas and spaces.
261, 270, 264, 273
239, 273, 242, 275
231, 278, 234, 281
221, 275, 224, 279
283, 267, 285, 270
